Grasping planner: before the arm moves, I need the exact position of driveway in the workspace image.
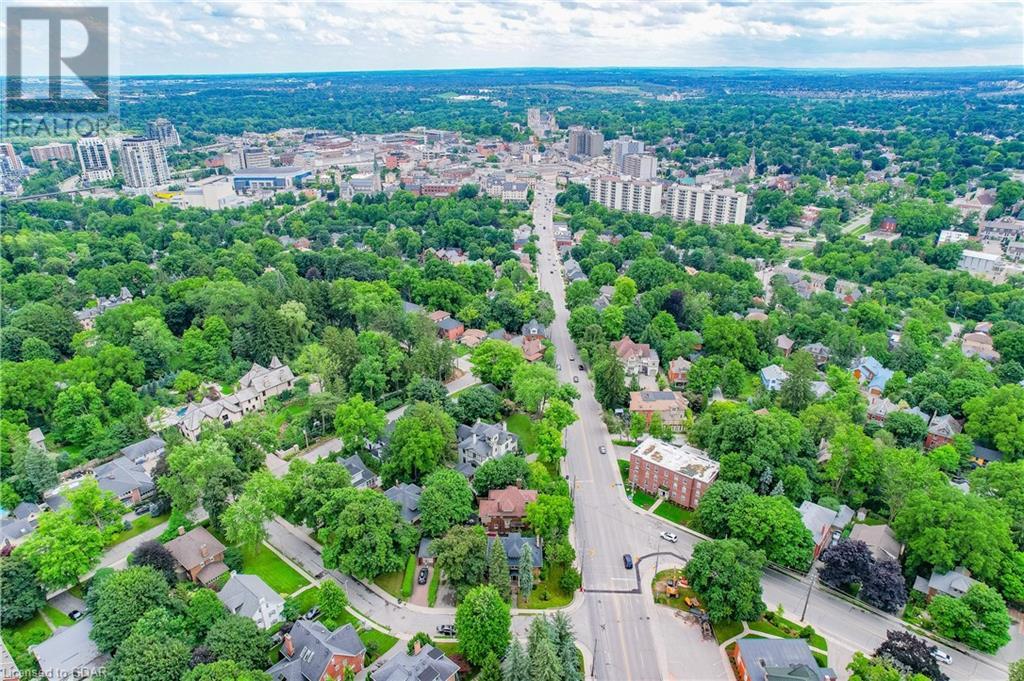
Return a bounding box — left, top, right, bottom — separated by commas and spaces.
48, 591, 86, 616
409, 564, 431, 607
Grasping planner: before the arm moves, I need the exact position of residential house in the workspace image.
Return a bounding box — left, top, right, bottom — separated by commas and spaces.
459, 329, 486, 348
628, 438, 719, 509
521, 319, 547, 341
178, 357, 296, 440
866, 397, 901, 423
437, 317, 465, 341
92, 456, 154, 505
457, 421, 519, 469
563, 259, 586, 283
522, 337, 545, 362
611, 336, 660, 376
402, 300, 424, 314
73, 287, 134, 330
0, 502, 43, 549
165, 526, 228, 585
119, 436, 165, 466
775, 335, 795, 357
759, 364, 789, 392
848, 524, 903, 563
969, 444, 1003, 467
30, 617, 107, 679
385, 483, 422, 523
267, 621, 366, 680
851, 357, 893, 397
478, 485, 538, 534
744, 310, 769, 322
810, 381, 833, 400
802, 343, 831, 366
667, 357, 691, 387
342, 455, 379, 489
925, 414, 962, 450
912, 566, 980, 602
731, 639, 836, 681
217, 573, 285, 629
27, 428, 46, 451
629, 391, 689, 431
373, 642, 460, 681
961, 331, 1000, 362
428, 310, 451, 324
798, 501, 854, 559
486, 533, 542, 581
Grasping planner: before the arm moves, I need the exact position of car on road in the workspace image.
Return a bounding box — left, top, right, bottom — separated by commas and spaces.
623, 554, 634, 569
569, 356, 575, 361
436, 624, 456, 636
556, 363, 561, 370
418, 567, 429, 585
578, 364, 585, 371
573, 376, 579, 383
599, 445, 607, 455
660, 531, 678, 543
68, 610, 84, 621
930, 647, 952, 665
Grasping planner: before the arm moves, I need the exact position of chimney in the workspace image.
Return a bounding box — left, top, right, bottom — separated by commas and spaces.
283, 633, 294, 657
200, 543, 208, 557
177, 525, 185, 536
413, 640, 422, 655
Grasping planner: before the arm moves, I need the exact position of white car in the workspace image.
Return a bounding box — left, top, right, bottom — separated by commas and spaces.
660, 531, 678, 543
929, 648, 952, 665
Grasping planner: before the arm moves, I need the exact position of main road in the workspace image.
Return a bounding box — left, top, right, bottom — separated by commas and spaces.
528, 180, 1014, 680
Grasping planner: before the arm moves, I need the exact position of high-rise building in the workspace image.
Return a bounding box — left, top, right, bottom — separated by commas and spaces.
76, 136, 114, 182
146, 118, 181, 147
663, 184, 748, 226
0, 143, 24, 172
241, 147, 271, 169
611, 137, 645, 169
587, 175, 662, 215
29, 142, 75, 164
526, 108, 557, 138
121, 137, 171, 190
623, 154, 657, 180
567, 127, 604, 158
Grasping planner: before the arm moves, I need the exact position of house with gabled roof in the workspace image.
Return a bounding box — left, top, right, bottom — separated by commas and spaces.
385, 483, 422, 523
912, 566, 980, 602
342, 455, 379, 489
92, 456, 154, 504
925, 414, 962, 450
457, 421, 519, 469
802, 343, 831, 366
217, 572, 285, 629
478, 485, 537, 535
851, 357, 893, 397
165, 526, 228, 585
374, 642, 459, 681
267, 620, 365, 680
611, 336, 659, 376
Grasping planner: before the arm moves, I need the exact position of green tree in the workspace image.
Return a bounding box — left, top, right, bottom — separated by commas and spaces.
382, 401, 456, 484
16, 510, 104, 590
183, 661, 272, 681
187, 588, 227, 639
778, 351, 816, 413
66, 477, 124, 533
0, 555, 46, 626
684, 539, 766, 623
502, 639, 530, 681
518, 541, 535, 604
281, 458, 352, 529
471, 340, 526, 389
108, 629, 191, 681
526, 616, 561, 681
51, 381, 106, 446
963, 385, 1024, 460
479, 652, 503, 681
456, 585, 511, 666
687, 357, 721, 397
488, 538, 512, 602
432, 524, 489, 601
694, 481, 755, 537
511, 363, 560, 415
472, 454, 531, 496
334, 394, 387, 455
89, 566, 171, 651
592, 350, 627, 410
703, 316, 760, 369
720, 360, 746, 398
419, 468, 475, 537
727, 495, 814, 571
928, 583, 1011, 653
223, 471, 286, 549
319, 579, 350, 626
525, 494, 574, 543
205, 615, 269, 669
316, 488, 419, 580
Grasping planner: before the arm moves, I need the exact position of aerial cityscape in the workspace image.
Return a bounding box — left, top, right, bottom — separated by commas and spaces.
1, 2, 1023, 681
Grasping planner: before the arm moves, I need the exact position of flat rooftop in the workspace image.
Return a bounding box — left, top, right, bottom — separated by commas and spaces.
630, 437, 719, 483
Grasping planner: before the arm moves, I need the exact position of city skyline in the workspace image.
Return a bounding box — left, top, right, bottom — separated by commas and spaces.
9, 0, 1020, 76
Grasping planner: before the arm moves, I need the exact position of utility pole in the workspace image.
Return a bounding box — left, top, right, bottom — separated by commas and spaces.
800, 564, 817, 621
591, 637, 597, 678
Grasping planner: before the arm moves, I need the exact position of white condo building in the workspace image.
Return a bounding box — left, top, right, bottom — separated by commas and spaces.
146, 118, 181, 147
76, 136, 114, 182
588, 175, 662, 215
611, 138, 645, 169
663, 184, 747, 226
623, 154, 657, 180
121, 137, 171, 190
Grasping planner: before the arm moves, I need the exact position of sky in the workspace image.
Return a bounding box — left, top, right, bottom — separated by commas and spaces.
8, 0, 1024, 76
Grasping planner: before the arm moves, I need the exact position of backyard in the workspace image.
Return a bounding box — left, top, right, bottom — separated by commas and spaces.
519, 564, 574, 609
1, 612, 51, 674
239, 543, 310, 595
506, 413, 539, 454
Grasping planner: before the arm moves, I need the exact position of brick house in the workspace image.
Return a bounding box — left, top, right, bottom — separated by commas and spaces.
775, 334, 795, 357
627, 438, 718, 509
478, 485, 538, 534
611, 336, 659, 376
667, 357, 691, 387
437, 317, 465, 341
267, 621, 365, 680
732, 639, 836, 681
522, 337, 545, 362
521, 319, 547, 341
165, 526, 228, 585
924, 414, 962, 450
629, 391, 688, 431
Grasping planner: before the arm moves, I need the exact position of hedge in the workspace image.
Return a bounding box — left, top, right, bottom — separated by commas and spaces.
400, 554, 417, 599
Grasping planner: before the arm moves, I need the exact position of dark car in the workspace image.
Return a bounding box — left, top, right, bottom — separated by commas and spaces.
418, 567, 429, 585
436, 624, 456, 636
623, 554, 633, 569
578, 364, 585, 371
68, 610, 84, 621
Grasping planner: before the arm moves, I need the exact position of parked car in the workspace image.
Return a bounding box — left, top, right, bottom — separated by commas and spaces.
573, 376, 579, 383
599, 445, 607, 455
930, 647, 952, 665
418, 567, 429, 585
436, 624, 456, 636
578, 364, 585, 371
623, 554, 634, 569
660, 531, 678, 543
556, 363, 561, 370
303, 606, 321, 620
68, 610, 84, 621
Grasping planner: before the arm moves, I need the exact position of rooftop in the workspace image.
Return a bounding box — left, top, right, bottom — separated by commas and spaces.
630, 437, 718, 484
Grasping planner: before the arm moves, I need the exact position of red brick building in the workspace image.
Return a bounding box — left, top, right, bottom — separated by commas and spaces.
628, 437, 718, 509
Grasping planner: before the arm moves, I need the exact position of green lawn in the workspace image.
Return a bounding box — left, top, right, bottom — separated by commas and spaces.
713, 620, 744, 644
748, 620, 790, 638
653, 502, 694, 526
240, 543, 309, 596
618, 459, 630, 482
506, 413, 538, 454
268, 399, 311, 430
519, 564, 574, 609
360, 628, 398, 664
286, 586, 320, 617
2, 613, 51, 673
428, 566, 441, 607
106, 511, 170, 547
374, 570, 405, 599
630, 490, 657, 510
42, 605, 73, 628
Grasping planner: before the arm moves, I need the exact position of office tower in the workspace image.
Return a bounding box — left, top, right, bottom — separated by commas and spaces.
121, 137, 171, 189
663, 184, 748, 226
76, 136, 114, 182
241, 147, 271, 169
0, 143, 24, 172
567, 127, 604, 158
623, 154, 657, 180
611, 137, 645, 170
29, 142, 75, 163
587, 175, 663, 215
146, 118, 181, 147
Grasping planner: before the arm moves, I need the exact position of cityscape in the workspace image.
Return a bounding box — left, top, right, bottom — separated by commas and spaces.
1, 3, 1023, 681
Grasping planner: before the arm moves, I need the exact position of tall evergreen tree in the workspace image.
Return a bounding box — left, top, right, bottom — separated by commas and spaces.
551, 613, 581, 681
517, 542, 534, 604
489, 539, 511, 602
501, 639, 530, 681
479, 652, 502, 681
